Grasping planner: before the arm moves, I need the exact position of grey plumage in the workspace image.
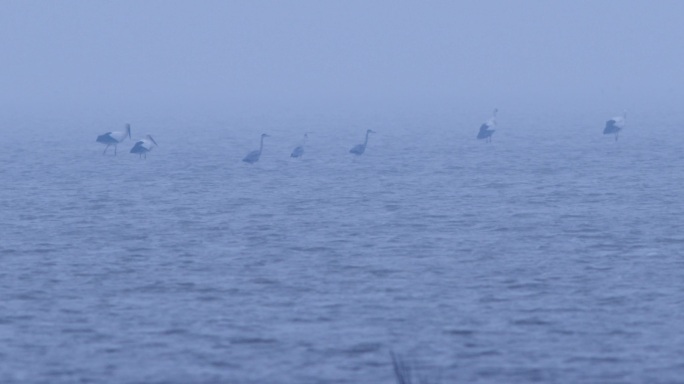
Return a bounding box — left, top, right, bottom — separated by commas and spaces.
350, 129, 375, 155
243, 133, 269, 163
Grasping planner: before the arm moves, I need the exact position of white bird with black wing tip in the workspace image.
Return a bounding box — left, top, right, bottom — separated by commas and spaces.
130, 135, 158, 159
477, 109, 497, 142
96, 124, 131, 155
603, 111, 626, 141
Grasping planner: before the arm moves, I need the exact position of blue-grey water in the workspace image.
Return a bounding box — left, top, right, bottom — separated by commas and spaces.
2, 112, 684, 383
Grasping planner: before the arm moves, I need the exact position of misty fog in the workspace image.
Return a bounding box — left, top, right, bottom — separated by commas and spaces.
2, 1, 683, 123
3, 2, 684, 383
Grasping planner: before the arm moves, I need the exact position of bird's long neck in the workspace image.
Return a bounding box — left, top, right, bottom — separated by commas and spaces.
364, 131, 370, 146
259, 136, 265, 152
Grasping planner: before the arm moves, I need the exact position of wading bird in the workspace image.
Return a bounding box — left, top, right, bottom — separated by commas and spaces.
243, 133, 269, 163
130, 135, 158, 159
290, 133, 309, 158
477, 109, 497, 142
603, 111, 626, 141
96, 124, 131, 155
350, 129, 375, 155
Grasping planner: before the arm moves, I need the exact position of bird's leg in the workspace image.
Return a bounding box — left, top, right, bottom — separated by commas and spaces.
114, 145, 117, 155
615, 133, 619, 142
103, 145, 109, 155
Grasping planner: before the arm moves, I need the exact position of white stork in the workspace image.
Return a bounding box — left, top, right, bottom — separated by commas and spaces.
477, 109, 497, 142
96, 124, 131, 155
603, 111, 626, 141
130, 135, 158, 159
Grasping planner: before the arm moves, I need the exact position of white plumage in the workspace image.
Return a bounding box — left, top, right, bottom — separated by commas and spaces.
603, 111, 626, 141
477, 109, 497, 142
130, 135, 158, 159
96, 124, 131, 155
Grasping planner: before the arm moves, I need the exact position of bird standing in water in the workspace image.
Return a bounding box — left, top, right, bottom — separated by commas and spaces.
350, 129, 375, 155
243, 133, 269, 163
477, 109, 497, 142
96, 124, 131, 155
291, 133, 309, 158
130, 135, 158, 159
603, 111, 626, 141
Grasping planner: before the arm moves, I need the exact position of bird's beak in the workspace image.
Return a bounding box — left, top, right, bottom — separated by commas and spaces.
150, 136, 158, 146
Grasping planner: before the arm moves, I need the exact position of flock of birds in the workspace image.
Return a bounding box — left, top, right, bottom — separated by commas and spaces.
95, 110, 627, 162
96, 124, 159, 159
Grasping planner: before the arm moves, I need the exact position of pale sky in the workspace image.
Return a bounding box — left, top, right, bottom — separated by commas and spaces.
1, 1, 683, 120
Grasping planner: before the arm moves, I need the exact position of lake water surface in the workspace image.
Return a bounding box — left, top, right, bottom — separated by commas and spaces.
1, 112, 684, 383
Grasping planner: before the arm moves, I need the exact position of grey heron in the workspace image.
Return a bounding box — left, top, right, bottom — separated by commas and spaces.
350, 129, 375, 155
243, 133, 269, 163
291, 133, 309, 158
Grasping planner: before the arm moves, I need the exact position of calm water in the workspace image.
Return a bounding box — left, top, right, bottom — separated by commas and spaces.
2, 112, 684, 383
